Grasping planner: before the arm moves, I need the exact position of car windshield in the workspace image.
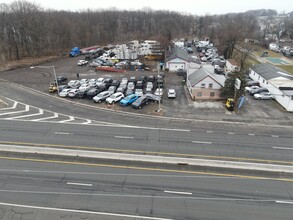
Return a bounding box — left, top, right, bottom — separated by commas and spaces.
125, 95, 134, 100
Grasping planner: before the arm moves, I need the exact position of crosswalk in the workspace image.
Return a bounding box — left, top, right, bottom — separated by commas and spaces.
0, 97, 95, 125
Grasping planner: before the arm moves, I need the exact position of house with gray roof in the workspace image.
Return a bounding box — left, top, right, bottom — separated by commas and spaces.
165, 47, 201, 72
187, 65, 226, 100
249, 63, 293, 112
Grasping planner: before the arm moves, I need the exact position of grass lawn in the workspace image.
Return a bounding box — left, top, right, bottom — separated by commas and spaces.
243, 57, 260, 71
276, 65, 293, 74
254, 45, 282, 58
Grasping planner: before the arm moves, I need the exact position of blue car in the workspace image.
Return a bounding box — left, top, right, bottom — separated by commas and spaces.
120, 94, 139, 106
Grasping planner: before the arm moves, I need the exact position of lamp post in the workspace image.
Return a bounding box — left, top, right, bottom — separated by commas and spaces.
30, 65, 59, 95
157, 63, 162, 112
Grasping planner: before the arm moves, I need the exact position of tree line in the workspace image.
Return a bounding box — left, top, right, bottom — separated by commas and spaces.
3, 1, 287, 64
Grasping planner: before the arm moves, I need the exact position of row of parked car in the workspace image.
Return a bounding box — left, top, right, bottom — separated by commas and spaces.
55, 75, 166, 109
245, 80, 274, 100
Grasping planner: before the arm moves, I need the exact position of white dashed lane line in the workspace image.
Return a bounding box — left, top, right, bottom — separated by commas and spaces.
273, 147, 293, 150
164, 190, 192, 195
115, 136, 134, 139
192, 141, 212, 144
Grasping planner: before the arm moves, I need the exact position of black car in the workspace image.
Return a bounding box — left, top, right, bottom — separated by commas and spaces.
132, 96, 149, 109
111, 79, 120, 87
97, 83, 108, 91
136, 80, 144, 89
129, 76, 137, 83
76, 90, 87, 99
138, 75, 147, 83
55, 76, 68, 85
147, 75, 156, 83
103, 78, 113, 87
85, 88, 100, 98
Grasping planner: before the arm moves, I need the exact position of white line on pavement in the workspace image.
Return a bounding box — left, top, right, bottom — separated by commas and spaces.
164, 190, 192, 195
275, 200, 293, 205
31, 112, 58, 121
81, 119, 92, 124
0, 202, 171, 220
192, 141, 212, 144
67, 182, 93, 187
0, 101, 17, 110
115, 136, 134, 139
55, 132, 72, 135
272, 135, 279, 138
273, 147, 293, 150
59, 116, 75, 123
0, 105, 29, 116
228, 132, 235, 135
6, 109, 43, 119
248, 134, 255, 136
206, 131, 213, 133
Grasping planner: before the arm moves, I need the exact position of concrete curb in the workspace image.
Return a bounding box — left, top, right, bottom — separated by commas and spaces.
1, 144, 293, 173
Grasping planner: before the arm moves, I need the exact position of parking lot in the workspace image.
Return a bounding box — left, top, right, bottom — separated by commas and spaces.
0, 55, 293, 125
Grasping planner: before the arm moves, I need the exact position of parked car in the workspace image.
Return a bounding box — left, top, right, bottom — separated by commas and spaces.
245, 85, 259, 93
59, 88, 71, 97
167, 89, 176, 98
67, 80, 80, 88
116, 86, 126, 94
79, 79, 89, 85
125, 88, 134, 96
121, 77, 128, 84
120, 94, 139, 106
154, 88, 164, 97
88, 79, 97, 87
249, 87, 269, 95
55, 76, 68, 84
76, 90, 88, 99
103, 78, 113, 87
67, 89, 79, 98
127, 82, 135, 90
246, 80, 260, 87
85, 88, 100, 99
253, 92, 274, 100
132, 96, 149, 109
135, 88, 143, 96
96, 78, 105, 86
108, 86, 117, 93
136, 80, 144, 89
111, 79, 120, 87
77, 60, 88, 66
93, 91, 112, 103
106, 92, 124, 104
78, 83, 91, 92
147, 75, 156, 83
129, 76, 137, 83
145, 94, 161, 103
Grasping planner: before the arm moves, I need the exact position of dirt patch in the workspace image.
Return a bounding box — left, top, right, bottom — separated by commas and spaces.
0, 99, 8, 108
0, 56, 59, 72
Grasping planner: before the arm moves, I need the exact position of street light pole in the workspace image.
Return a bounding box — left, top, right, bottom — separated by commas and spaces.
157, 63, 161, 112
30, 65, 59, 95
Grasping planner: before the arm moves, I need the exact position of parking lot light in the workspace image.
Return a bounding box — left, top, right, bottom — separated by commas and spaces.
157, 63, 162, 112
30, 65, 59, 95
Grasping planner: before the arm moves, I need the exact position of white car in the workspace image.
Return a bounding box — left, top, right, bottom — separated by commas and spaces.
79, 83, 91, 92
59, 89, 71, 97
167, 89, 176, 98
67, 89, 79, 98
154, 88, 164, 97
67, 80, 80, 88
77, 60, 88, 66
253, 92, 274, 100
93, 91, 112, 103
245, 85, 259, 92
79, 79, 89, 85
106, 92, 124, 104
88, 79, 97, 87
135, 88, 143, 96
96, 78, 105, 86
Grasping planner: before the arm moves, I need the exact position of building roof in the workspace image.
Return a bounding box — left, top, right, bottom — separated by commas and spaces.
227, 59, 239, 66
250, 63, 293, 80
166, 47, 201, 64
188, 65, 226, 87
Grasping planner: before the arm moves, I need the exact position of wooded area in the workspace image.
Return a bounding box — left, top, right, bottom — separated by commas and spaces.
1, 1, 289, 63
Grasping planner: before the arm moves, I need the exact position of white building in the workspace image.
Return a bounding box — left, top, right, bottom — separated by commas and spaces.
249, 63, 293, 112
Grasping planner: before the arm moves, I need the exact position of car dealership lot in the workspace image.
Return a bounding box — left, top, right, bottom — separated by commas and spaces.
0, 55, 293, 124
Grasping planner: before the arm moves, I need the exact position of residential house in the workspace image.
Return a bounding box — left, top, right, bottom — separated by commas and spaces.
166, 47, 201, 72
226, 59, 240, 72
249, 63, 293, 112
187, 65, 226, 100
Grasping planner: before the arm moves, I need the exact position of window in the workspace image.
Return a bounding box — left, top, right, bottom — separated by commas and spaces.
197, 92, 202, 97
263, 79, 265, 83
210, 92, 215, 97
201, 83, 205, 88
209, 83, 213, 88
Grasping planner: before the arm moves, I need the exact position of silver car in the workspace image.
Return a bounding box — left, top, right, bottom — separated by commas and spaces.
253, 92, 274, 100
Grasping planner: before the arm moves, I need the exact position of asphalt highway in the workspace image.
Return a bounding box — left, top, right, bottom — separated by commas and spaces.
0, 157, 292, 220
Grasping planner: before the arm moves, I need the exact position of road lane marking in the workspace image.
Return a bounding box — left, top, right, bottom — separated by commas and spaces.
0, 155, 293, 182
115, 136, 134, 139
0, 202, 171, 220
206, 131, 213, 133
6, 109, 43, 119
81, 119, 92, 124
55, 132, 72, 135
228, 132, 235, 135
1, 141, 293, 165
164, 190, 192, 195
0, 101, 17, 110
67, 182, 92, 187
0, 105, 29, 116
272, 135, 279, 138
32, 112, 58, 121
248, 134, 255, 136
192, 141, 212, 144
273, 147, 293, 150
275, 201, 293, 204
59, 116, 74, 123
